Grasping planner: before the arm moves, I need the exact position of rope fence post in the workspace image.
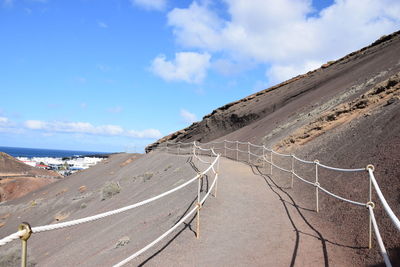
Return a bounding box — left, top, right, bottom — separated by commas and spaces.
262, 146, 265, 173
196, 174, 202, 239
236, 141, 239, 161
224, 140, 226, 158
314, 160, 320, 213
19, 223, 32, 267
270, 150, 273, 176
291, 155, 294, 189
214, 157, 220, 198
178, 143, 180, 155
248, 142, 251, 164
367, 164, 375, 249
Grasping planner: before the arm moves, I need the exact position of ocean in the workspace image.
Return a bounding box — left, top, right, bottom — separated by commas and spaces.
0, 146, 108, 158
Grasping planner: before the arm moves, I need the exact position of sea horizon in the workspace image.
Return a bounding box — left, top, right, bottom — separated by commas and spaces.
0, 145, 112, 158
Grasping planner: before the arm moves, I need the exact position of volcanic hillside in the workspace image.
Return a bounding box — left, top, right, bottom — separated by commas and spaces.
147, 31, 400, 264
0, 153, 61, 202
0, 32, 399, 267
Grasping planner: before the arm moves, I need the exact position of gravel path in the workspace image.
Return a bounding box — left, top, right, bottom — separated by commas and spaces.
132, 157, 356, 266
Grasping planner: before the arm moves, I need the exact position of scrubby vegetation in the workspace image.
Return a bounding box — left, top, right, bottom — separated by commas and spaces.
101, 182, 121, 200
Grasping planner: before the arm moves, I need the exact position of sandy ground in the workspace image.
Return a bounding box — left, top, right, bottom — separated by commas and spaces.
117, 156, 358, 266
0, 152, 370, 266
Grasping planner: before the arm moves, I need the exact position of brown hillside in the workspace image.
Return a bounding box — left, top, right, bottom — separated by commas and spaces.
0, 152, 59, 177
147, 30, 400, 265
0, 152, 61, 202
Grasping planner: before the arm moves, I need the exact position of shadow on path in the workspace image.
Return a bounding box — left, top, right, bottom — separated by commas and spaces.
250, 164, 367, 267
138, 155, 210, 266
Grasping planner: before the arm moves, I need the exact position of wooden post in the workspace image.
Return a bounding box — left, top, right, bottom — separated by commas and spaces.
248, 142, 251, 163
19, 223, 32, 267
291, 155, 294, 188
224, 141, 226, 158
196, 174, 202, 239
367, 164, 375, 249
314, 160, 319, 213
270, 151, 273, 176
236, 141, 239, 161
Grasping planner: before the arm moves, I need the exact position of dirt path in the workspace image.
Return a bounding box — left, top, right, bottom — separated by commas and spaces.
130, 157, 356, 266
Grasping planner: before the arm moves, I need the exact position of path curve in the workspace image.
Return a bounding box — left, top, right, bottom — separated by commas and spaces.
131, 157, 356, 266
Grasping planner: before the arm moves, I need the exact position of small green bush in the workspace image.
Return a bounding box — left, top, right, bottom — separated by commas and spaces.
101, 182, 121, 200
142, 172, 153, 181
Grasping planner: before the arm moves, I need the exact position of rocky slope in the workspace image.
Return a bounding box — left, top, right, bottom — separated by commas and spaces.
147, 31, 400, 265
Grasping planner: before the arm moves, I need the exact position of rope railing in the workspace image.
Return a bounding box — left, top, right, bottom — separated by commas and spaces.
160, 139, 398, 266
2, 138, 398, 266
1, 142, 220, 267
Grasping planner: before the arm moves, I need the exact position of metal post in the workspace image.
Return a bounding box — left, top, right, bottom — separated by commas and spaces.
214, 157, 220, 198
367, 164, 375, 249
248, 142, 251, 163
262, 146, 265, 173
270, 151, 273, 176
196, 174, 202, 239
291, 155, 294, 188
314, 160, 319, 213
19, 222, 32, 267
178, 143, 180, 155
224, 140, 226, 158
236, 141, 239, 161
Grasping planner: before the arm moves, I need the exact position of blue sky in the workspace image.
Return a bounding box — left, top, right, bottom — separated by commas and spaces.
0, 0, 399, 153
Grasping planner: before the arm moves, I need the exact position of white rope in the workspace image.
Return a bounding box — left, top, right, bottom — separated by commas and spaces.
292, 155, 314, 164
249, 151, 264, 158
318, 185, 366, 207
31, 155, 219, 233
0, 230, 26, 247
113, 206, 198, 267
263, 146, 272, 152
368, 206, 392, 267
292, 172, 316, 186
317, 162, 365, 172
271, 150, 292, 157
113, 166, 219, 266
249, 143, 264, 148
369, 169, 400, 231
268, 160, 292, 173
32, 175, 199, 233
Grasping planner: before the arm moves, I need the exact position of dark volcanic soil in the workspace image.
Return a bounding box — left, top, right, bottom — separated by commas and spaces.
147, 31, 400, 266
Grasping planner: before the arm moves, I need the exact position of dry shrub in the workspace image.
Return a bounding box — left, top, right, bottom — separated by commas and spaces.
101, 182, 121, 200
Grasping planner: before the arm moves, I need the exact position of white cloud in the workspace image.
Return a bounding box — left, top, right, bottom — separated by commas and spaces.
267, 60, 323, 85
126, 129, 162, 138
25, 120, 46, 130
167, 0, 400, 84
0, 117, 9, 125
2, 0, 14, 7
151, 52, 211, 83
24, 120, 162, 139
75, 77, 87, 83
98, 21, 108, 28
96, 64, 110, 72
180, 109, 197, 124
131, 0, 167, 11
107, 106, 123, 113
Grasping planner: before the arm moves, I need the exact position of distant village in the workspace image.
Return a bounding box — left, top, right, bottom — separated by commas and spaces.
17, 156, 105, 176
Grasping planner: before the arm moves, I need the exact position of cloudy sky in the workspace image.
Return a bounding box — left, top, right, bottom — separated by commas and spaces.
1, 0, 399, 152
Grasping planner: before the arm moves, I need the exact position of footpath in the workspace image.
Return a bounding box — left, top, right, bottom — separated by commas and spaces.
131, 157, 355, 266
